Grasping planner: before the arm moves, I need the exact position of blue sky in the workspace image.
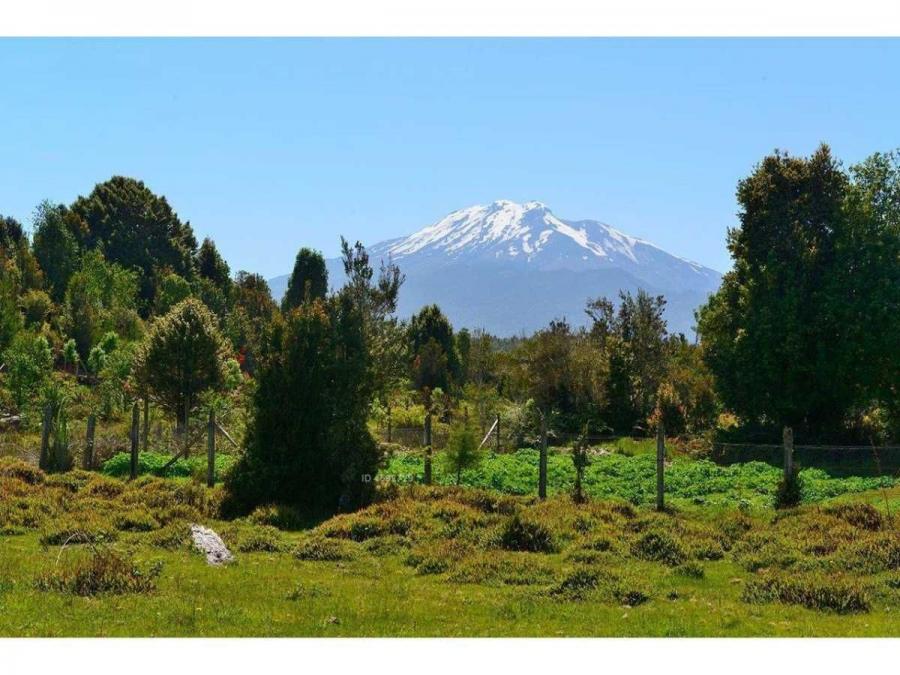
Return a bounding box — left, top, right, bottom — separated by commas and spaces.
0, 38, 897, 277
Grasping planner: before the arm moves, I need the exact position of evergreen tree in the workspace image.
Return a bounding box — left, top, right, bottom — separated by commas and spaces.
132, 298, 231, 434
69, 176, 197, 309
196, 237, 232, 293
281, 247, 328, 311
225, 294, 378, 514
696, 145, 884, 438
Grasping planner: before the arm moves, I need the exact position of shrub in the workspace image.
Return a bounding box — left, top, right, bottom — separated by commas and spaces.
823, 503, 884, 531
674, 561, 705, 578
40, 518, 118, 546
617, 587, 650, 607
549, 568, 602, 599
364, 535, 412, 557
229, 525, 287, 553
35, 549, 161, 596
405, 540, 473, 575
742, 573, 870, 614
0, 458, 45, 485
294, 536, 355, 562
500, 514, 557, 553
148, 523, 190, 550
247, 504, 308, 531
113, 509, 160, 532
630, 531, 687, 566
448, 553, 554, 586
442, 424, 484, 485
774, 469, 803, 509
84, 475, 126, 499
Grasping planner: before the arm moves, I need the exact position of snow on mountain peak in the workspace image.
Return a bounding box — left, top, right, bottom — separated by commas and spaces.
386, 199, 648, 264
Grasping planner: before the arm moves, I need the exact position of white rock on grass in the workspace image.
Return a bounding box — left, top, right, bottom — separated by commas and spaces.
190, 524, 234, 565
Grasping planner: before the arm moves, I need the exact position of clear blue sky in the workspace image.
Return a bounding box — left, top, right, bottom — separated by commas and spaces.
1, 38, 897, 277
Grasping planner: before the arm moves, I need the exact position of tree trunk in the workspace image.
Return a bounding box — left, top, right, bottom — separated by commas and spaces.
182, 397, 190, 458
39, 404, 52, 472
656, 422, 665, 511
83, 414, 96, 470
142, 398, 150, 452
130, 402, 140, 480
207, 408, 216, 487
538, 411, 548, 500
783, 426, 794, 482
386, 403, 392, 443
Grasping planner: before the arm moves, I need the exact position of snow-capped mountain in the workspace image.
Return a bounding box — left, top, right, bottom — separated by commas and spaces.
270, 200, 722, 336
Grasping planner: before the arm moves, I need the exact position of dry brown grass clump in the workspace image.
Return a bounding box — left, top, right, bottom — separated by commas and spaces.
35, 548, 162, 596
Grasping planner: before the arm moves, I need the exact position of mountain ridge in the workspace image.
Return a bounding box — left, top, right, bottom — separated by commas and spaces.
270, 200, 721, 336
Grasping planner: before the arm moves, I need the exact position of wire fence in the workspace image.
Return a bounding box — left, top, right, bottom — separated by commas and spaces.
711, 442, 900, 478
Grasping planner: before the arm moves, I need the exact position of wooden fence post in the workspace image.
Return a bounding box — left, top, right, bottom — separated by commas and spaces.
656, 422, 666, 511
39, 404, 52, 471
54, 408, 68, 472
423, 410, 433, 485
207, 408, 216, 488
783, 426, 794, 481
495, 414, 501, 453
538, 412, 548, 500
142, 398, 150, 452
83, 414, 96, 470
386, 405, 392, 443
130, 402, 139, 480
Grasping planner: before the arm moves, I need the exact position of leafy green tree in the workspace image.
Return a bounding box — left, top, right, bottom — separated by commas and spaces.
586, 290, 669, 434
18, 290, 53, 329
518, 319, 574, 499
31, 201, 81, 302
155, 272, 193, 314
3, 332, 53, 411
408, 304, 460, 388
62, 338, 81, 376
442, 423, 483, 485
225, 295, 378, 514
696, 144, 896, 439
69, 176, 197, 308
226, 271, 278, 375
132, 298, 231, 436
65, 251, 142, 359
339, 238, 406, 421
0, 264, 23, 354
282, 247, 328, 311
97, 342, 136, 418
0, 215, 25, 255
839, 151, 900, 438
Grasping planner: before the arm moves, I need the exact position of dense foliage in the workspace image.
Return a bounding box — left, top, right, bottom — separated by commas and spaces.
698, 145, 900, 441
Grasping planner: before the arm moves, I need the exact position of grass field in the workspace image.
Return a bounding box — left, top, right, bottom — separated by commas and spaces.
2, 455, 899, 637
382, 447, 898, 510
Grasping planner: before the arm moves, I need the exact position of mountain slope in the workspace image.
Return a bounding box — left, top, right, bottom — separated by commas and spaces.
270, 200, 721, 336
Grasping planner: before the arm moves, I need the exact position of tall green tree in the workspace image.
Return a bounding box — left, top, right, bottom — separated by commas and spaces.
408, 304, 460, 387
281, 247, 328, 311
196, 237, 232, 293
696, 144, 897, 438
64, 251, 143, 359
132, 298, 231, 437
225, 294, 378, 514
31, 201, 81, 303
69, 176, 197, 309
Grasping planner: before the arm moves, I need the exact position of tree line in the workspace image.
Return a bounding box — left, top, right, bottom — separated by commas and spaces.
0, 143, 897, 515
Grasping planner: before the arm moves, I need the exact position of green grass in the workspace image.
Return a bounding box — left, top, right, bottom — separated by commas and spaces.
382, 448, 897, 509
101, 451, 236, 480
2, 456, 900, 637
